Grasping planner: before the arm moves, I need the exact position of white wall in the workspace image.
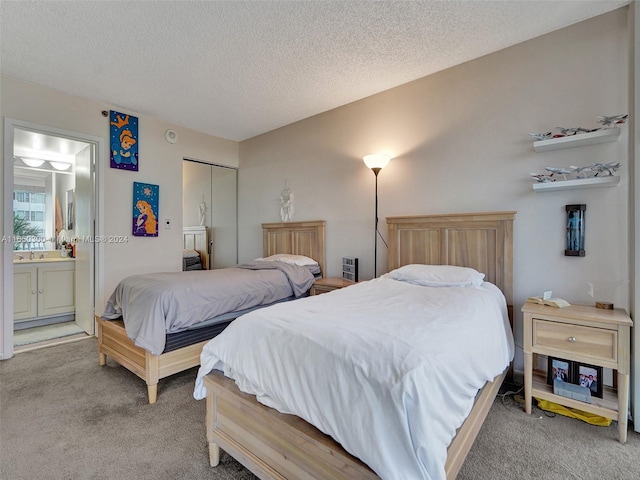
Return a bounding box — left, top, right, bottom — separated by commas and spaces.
0, 9, 631, 376
0, 76, 239, 358
239, 9, 630, 371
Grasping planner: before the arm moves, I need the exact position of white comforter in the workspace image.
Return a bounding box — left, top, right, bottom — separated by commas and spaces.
193, 277, 514, 480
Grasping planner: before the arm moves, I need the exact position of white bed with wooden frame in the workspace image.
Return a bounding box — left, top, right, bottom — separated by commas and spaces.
202, 211, 515, 479
97, 220, 326, 404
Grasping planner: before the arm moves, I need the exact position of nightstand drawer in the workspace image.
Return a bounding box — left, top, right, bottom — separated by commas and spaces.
311, 284, 335, 295
532, 319, 617, 362
310, 277, 355, 296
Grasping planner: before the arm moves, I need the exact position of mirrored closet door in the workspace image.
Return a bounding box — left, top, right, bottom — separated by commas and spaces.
183, 159, 238, 268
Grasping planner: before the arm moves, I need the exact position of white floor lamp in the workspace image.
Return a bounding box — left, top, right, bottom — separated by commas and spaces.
363, 153, 391, 278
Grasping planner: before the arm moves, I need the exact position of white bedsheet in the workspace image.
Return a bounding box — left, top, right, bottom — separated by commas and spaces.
194, 277, 514, 480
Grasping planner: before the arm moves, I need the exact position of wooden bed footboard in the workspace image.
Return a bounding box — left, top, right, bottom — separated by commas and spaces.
203, 369, 506, 480
97, 316, 207, 404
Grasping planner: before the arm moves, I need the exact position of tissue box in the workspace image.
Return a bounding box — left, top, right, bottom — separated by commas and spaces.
553, 379, 591, 403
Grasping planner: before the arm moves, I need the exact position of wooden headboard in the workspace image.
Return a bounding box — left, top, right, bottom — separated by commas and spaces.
386, 212, 516, 305
183, 226, 210, 270
261, 220, 326, 278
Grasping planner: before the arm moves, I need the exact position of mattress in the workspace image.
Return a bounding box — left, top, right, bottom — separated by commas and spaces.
164, 293, 300, 352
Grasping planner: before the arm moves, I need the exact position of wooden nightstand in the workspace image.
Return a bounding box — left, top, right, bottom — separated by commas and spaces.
521, 303, 632, 443
310, 277, 355, 296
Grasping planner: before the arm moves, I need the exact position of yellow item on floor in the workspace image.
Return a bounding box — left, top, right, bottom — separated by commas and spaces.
535, 398, 612, 426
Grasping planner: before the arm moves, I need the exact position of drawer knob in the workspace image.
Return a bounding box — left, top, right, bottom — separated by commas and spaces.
568, 336, 577, 343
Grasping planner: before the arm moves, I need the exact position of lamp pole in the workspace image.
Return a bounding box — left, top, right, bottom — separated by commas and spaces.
372, 167, 381, 278
363, 153, 391, 280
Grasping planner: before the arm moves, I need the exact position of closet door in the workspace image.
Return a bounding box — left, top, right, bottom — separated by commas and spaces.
183, 160, 237, 269
210, 165, 237, 268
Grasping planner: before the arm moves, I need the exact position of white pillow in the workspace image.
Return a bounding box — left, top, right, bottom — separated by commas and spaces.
183, 249, 200, 259
254, 253, 318, 267
383, 264, 485, 287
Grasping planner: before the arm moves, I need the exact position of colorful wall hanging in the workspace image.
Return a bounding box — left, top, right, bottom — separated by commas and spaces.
133, 182, 158, 237
110, 110, 139, 171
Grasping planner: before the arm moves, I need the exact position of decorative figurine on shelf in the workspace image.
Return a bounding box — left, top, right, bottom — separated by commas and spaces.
530, 172, 554, 183
530, 162, 622, 184
592, 162, 622, 176
597, 114, 628, 128
545, 166, 573, 180
569, 164, 593, 178
529, 131, 553, 141
554, 126, 598, 137
198, 195, 207, 226
279, 186, 294, 222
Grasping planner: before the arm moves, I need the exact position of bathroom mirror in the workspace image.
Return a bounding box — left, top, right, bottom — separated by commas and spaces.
12, 129, 80, 252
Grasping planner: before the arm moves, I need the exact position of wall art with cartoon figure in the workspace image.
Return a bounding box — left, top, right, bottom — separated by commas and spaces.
110, 110, 139, 171
132, 182, 158, 237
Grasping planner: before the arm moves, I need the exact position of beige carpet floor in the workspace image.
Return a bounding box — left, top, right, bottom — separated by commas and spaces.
1, 338, 638, 479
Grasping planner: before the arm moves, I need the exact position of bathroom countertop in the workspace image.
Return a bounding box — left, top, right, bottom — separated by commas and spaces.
13, 257, 75, 264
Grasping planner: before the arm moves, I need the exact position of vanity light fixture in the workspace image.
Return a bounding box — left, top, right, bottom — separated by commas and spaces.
49, 161, 72, 171
21, 157, 45, 168
363, 153, 392, 278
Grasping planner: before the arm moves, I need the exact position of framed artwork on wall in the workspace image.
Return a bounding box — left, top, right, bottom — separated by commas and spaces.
132, 182, 158, 237
110, 110, 139, 171
565, 204, 586, 257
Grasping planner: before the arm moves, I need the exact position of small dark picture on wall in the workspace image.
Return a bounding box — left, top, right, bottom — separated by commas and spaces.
573, 362, 603, 398
66, 189, 74, 230
565, 204, 586, 257
547, 357, 571, 385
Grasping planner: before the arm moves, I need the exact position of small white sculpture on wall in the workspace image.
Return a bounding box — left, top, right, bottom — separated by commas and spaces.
198, 195, 207, 226
279, 186, 294, 222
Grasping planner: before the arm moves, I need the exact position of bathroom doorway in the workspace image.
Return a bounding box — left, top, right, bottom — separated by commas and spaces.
3, 119, 102, 357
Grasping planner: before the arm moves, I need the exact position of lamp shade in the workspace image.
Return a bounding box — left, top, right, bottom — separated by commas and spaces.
363, 153, 391, 170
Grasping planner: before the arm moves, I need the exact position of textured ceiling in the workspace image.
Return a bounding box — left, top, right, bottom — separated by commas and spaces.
0, 1, 629, 142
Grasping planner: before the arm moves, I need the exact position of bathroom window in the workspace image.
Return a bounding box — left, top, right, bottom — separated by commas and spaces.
13, 187, 46, 251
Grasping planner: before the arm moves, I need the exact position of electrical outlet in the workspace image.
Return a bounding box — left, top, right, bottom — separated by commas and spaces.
165, 218, 172, 229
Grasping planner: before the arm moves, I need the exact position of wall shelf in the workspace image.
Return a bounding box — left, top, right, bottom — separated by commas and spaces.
533, 127, 620, 152
532, 175, 620, 192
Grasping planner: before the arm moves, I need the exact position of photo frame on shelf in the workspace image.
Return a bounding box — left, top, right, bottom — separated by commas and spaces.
547, 356, 572, 385
572, 362, 603, 398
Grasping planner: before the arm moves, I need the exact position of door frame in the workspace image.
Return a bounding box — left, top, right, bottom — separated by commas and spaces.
2, 118, 104, 359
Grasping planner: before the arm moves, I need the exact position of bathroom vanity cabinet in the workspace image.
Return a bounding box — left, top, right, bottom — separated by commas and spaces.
13, 260, 76, 323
